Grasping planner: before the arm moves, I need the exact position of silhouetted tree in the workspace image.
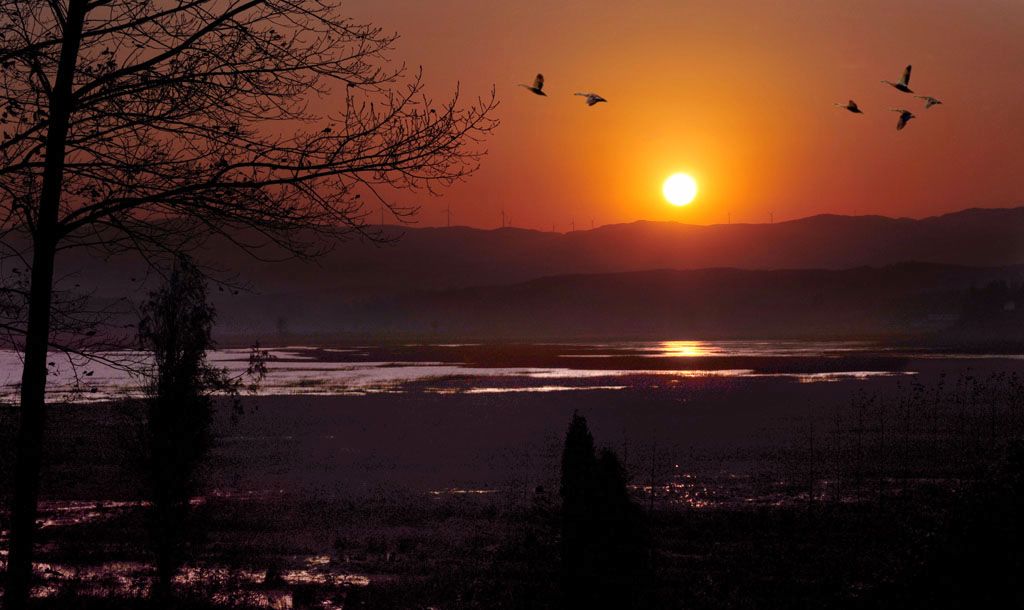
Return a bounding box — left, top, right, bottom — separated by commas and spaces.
957, 281, 1024, 340
591, 448, 651, 609
0, 1, 497, 604
559, 413, 650, 610
560, 412, 598, 609
138, 256, 237, 606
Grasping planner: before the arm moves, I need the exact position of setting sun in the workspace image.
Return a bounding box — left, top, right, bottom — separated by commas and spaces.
663, 173, 698, 207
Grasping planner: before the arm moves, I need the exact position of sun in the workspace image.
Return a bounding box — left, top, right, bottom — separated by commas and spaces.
663, 173, 698, 207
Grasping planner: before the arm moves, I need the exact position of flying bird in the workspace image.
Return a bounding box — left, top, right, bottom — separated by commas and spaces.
882, 65, 914, 93
890, 108, 916, 131
915, 95, 943, 109
574, 92, 607, 106
833, 100, 864, 114
518, 74, 546, 96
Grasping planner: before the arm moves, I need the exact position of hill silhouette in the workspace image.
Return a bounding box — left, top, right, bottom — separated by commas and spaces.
209, 206, 1024, 296
42, 206, 1024, 340
213, 263, 1024, 341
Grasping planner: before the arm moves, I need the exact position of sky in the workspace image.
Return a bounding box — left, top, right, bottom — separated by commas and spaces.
343, 0, 1024, 229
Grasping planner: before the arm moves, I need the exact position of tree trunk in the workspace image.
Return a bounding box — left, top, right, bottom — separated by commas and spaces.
3, 2, 88, 607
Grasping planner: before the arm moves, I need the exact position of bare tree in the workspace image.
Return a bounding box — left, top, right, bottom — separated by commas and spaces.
0, 1, 498, 606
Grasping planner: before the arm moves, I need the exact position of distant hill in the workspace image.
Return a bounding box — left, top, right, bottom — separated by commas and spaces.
216, 263, 1024, 341
37, 206, 1024, 340
205, 206, 1024, 297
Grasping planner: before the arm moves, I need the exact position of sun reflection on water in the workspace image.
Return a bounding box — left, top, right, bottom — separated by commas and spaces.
656, 340, 719, 358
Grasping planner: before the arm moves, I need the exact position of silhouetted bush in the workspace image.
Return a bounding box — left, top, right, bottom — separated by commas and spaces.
560, 412, 651, 610
139, 256, 238, 606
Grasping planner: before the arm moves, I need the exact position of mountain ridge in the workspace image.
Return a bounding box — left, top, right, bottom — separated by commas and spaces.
50, 205, 1024, 341
213, 262, 1024, 341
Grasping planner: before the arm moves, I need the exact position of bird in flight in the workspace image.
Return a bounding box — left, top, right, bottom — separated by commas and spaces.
915, 95, 943, 109
833, 100, 864, 114
882, 65, 914, 93
890, 108, 916, 130
574, 92, 608, 106
518, 74, 546, 96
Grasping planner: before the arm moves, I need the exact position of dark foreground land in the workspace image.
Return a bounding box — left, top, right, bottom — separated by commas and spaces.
4, 468, 1023, 610
3, 355, 1024, 608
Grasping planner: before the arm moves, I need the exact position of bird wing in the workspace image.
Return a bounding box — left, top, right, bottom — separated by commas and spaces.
848, 100, 859, 110
573, 92, 604, 105
896, 112, 913, 130
900, 65, 912, 86
533, 74, 544, 91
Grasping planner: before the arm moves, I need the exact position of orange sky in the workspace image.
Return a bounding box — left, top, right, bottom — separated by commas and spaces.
343, 0, 1024, 229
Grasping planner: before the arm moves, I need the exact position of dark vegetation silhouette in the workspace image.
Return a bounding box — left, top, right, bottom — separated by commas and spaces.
777, 373, 1024, 608
903, 442, 1024, 609
0, 1, 497, 604
560, 412, 650, 610
2, 373, 1024, 607
138, 257, 238, 607
824, 372, 1024, 503
957, 280, 1024, 337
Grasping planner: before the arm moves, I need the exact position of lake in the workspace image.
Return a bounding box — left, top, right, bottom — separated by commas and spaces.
3, 339, 1024, 603
6, 339, 1016, 403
